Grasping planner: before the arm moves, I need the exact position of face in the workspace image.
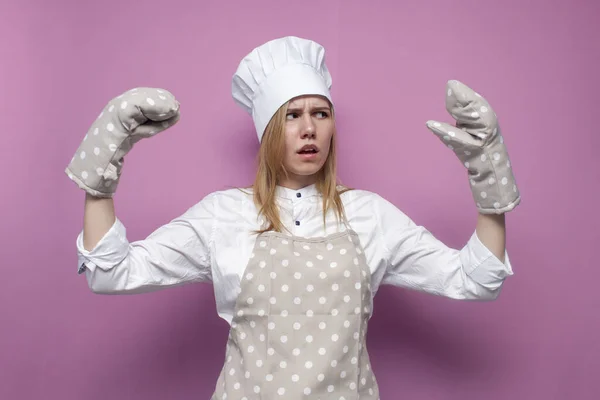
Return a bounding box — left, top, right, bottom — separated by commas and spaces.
279, 95, 334, 189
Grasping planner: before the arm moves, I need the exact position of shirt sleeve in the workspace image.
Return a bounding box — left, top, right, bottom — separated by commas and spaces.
374, 194, 514, 300
76, 193, 216, 294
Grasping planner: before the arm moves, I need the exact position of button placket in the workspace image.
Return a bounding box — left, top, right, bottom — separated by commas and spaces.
292, 194, 302, 228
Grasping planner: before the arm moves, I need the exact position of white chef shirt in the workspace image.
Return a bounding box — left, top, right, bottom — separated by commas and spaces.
76, 184, 513, 324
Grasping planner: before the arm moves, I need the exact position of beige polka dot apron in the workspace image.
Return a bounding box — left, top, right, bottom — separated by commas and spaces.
211, 229, 381, 399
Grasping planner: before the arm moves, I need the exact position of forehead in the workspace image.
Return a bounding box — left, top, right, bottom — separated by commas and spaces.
288, 95, 330, 108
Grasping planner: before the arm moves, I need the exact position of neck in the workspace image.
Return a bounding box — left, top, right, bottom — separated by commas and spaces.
277, 174, 317, 190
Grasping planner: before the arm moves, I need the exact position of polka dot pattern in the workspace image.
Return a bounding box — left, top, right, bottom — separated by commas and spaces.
425, 80, 521, 214
65, 87, 180, 197
211, 230, 380, 399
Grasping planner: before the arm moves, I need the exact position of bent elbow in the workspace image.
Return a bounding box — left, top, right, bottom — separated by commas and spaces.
83, 262, 132, 295
466, 278, 508, 301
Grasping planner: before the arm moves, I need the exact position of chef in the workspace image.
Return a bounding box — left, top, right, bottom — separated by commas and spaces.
67, 36, 520, 399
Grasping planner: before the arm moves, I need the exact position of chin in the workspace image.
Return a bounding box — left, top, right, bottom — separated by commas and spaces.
289, 165, 324, 177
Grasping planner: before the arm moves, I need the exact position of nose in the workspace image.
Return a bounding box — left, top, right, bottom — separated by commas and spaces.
300, 114, 316, 139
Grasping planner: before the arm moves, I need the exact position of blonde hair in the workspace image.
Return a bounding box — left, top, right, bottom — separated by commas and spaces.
244, 99, 352, 235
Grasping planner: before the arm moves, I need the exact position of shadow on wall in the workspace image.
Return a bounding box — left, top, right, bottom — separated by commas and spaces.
368, 285, 515, 390
80, 285, 229, 400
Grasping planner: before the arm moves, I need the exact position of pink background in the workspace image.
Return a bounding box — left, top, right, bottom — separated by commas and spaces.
1, 0, 598, 398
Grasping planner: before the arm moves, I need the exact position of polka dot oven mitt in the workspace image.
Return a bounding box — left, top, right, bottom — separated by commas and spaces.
65, 87, 180, 198
426, 80, 521, 214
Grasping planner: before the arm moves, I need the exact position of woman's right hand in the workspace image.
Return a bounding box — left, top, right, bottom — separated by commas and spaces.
65, 87, 181, 198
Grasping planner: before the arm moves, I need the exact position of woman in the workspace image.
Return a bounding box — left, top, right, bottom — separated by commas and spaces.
66, 36, 520, 399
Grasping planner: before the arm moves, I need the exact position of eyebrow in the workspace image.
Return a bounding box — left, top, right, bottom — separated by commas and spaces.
287, 106, 331, 113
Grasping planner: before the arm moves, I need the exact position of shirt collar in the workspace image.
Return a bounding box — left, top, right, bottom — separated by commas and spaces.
275, 183, 320, 200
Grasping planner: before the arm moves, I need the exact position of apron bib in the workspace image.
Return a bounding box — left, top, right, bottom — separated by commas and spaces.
211, 228, 380, 399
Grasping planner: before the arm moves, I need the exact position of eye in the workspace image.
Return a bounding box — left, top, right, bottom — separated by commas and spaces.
286, 113, 299, 120
315, 111, 329, 118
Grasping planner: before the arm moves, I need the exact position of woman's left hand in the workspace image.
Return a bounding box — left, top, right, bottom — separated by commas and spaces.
426, 80, 521, 214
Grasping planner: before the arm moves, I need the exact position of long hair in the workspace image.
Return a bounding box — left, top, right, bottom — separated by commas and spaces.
246, 99, 352, 235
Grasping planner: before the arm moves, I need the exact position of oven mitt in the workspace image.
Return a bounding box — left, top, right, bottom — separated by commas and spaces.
65, 87, 181, 198
426, 80, 521, 214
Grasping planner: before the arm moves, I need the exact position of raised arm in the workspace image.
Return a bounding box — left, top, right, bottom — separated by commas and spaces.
83, 194, 116, 251
66, 87, 214, 294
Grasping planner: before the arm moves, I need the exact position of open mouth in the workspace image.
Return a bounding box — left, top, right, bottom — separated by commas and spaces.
297, 145, 319, 155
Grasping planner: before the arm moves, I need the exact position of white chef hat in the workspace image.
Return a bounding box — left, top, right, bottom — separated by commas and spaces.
232, 36, 333, 142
